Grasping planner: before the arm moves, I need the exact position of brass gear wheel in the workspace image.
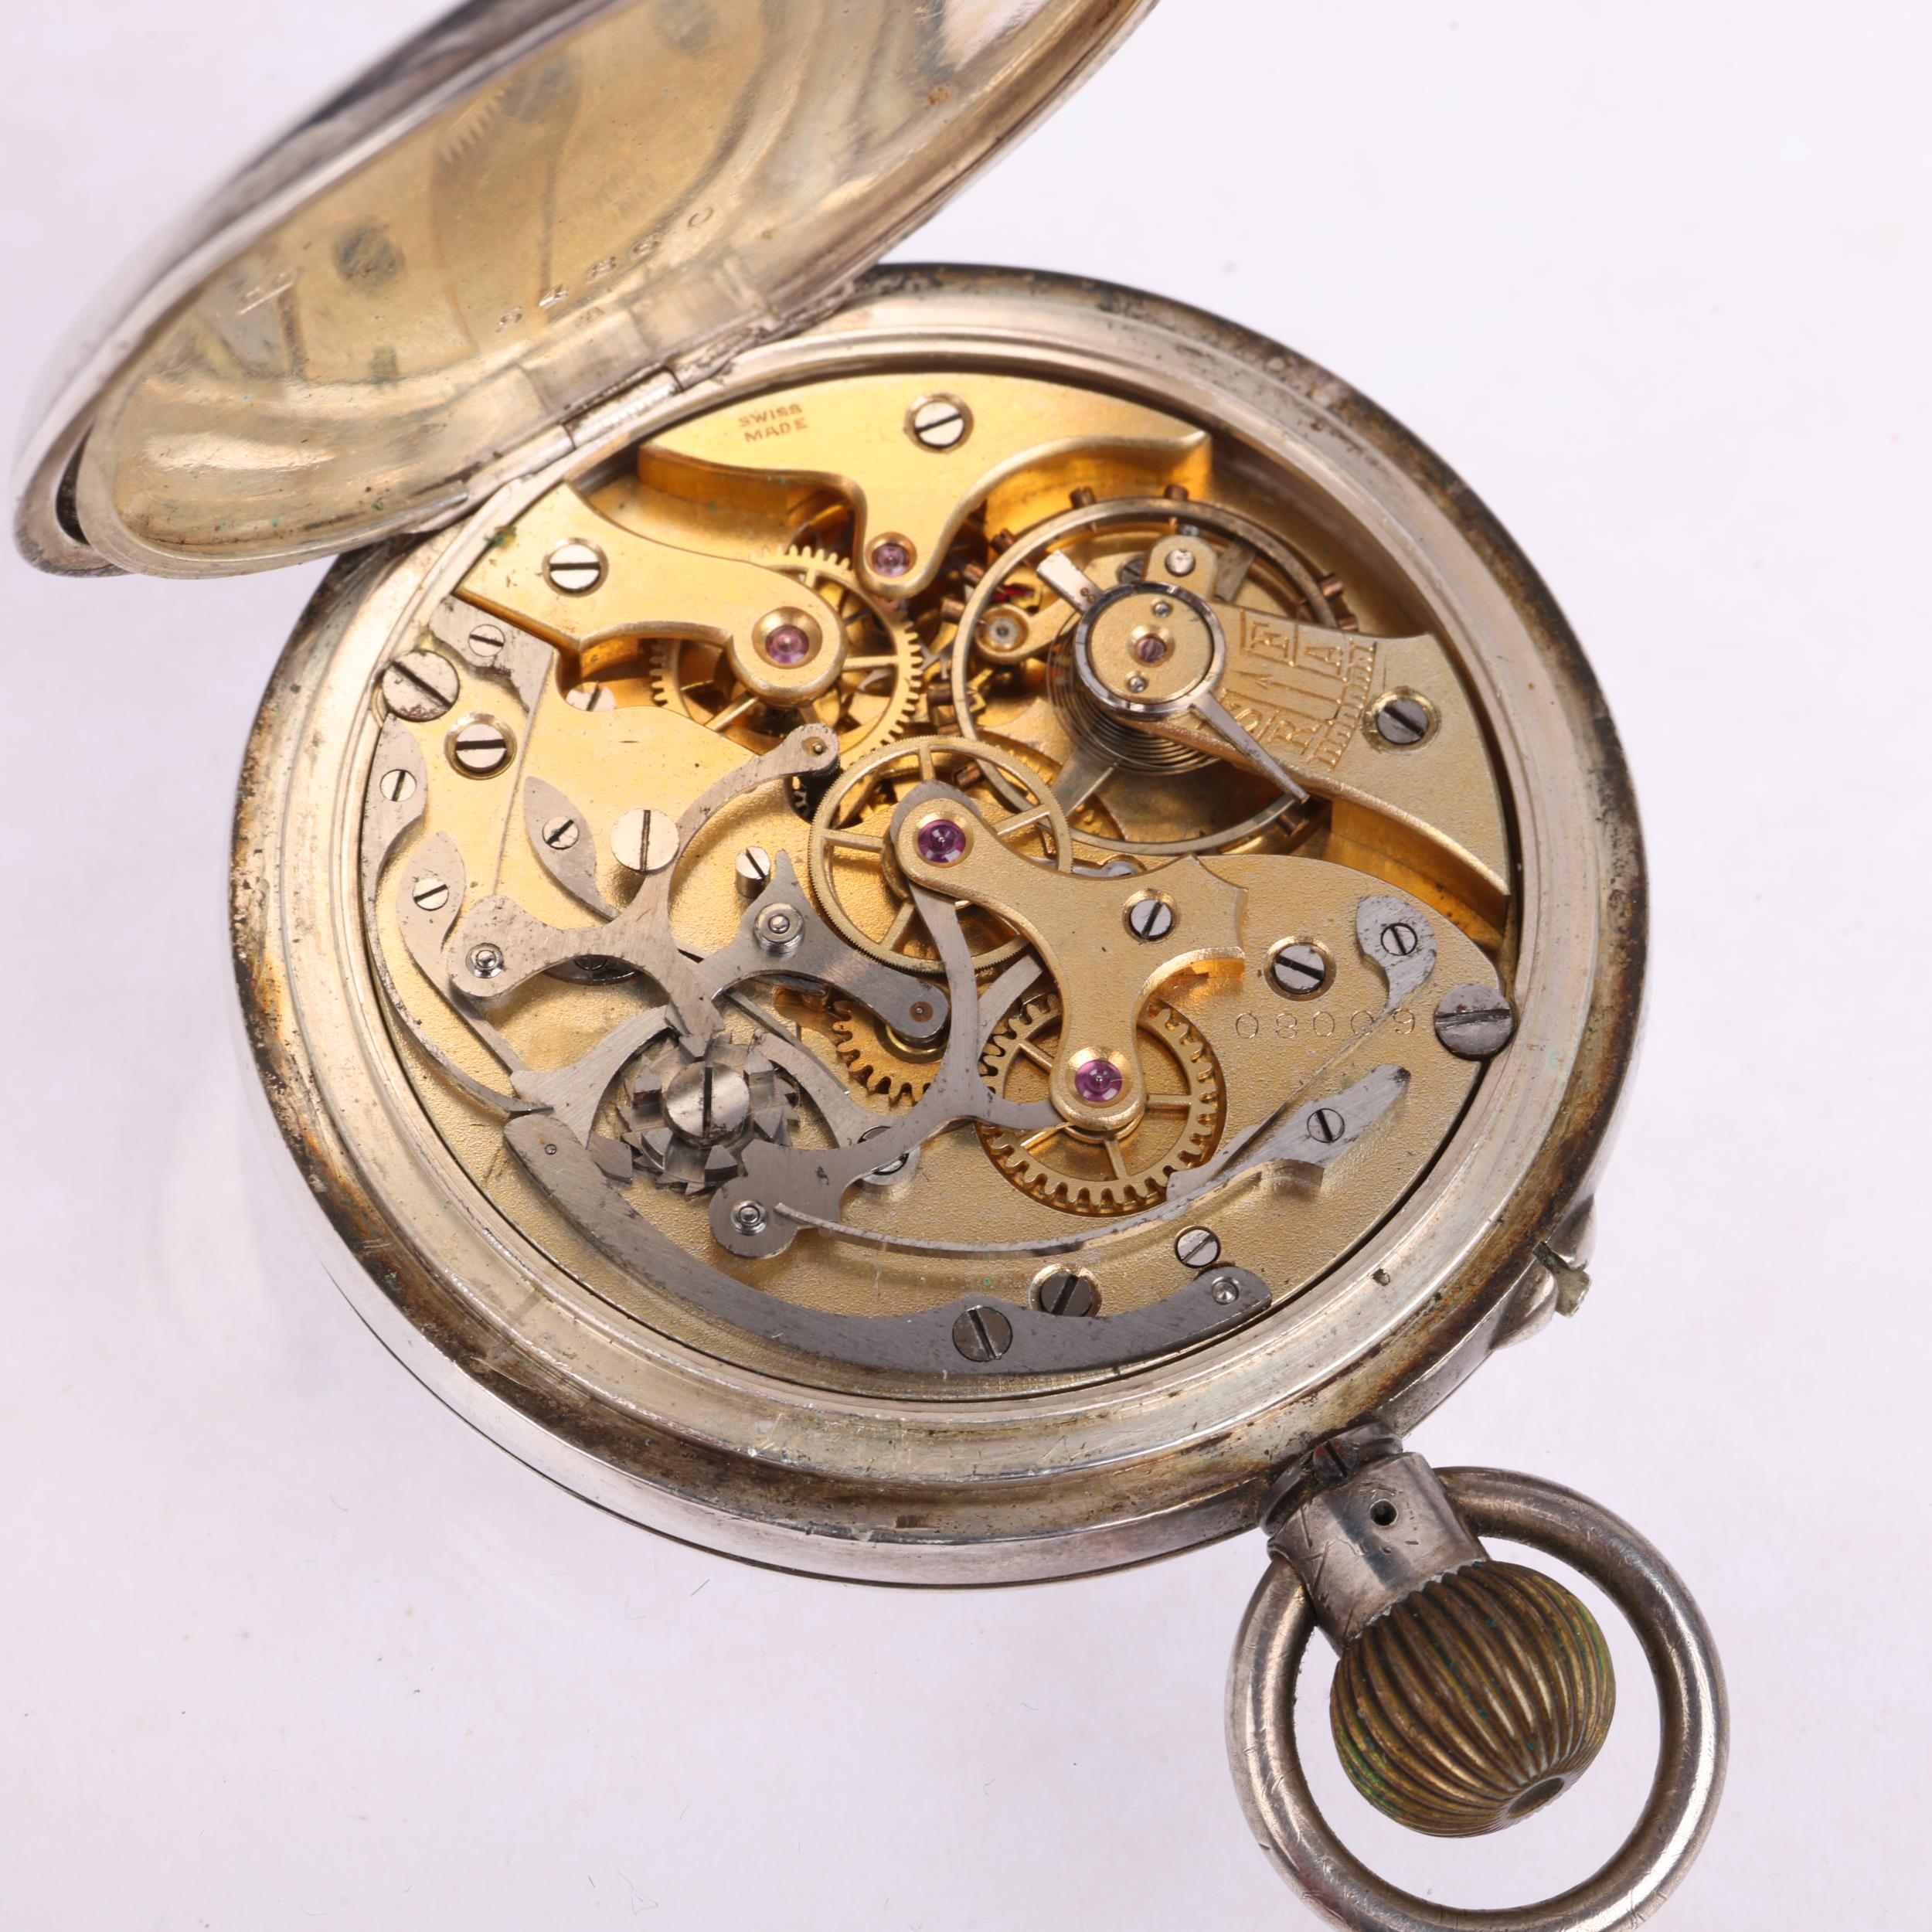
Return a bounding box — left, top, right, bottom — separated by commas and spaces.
978, 996, 1224, 1215
808, 733, 1074, 978
828, 1000, 944, 1104
647, 545, 920, 760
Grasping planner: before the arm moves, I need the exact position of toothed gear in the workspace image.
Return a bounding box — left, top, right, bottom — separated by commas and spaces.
978, 997, 1223, 1215
828, 999, 944, 1104
619, 1036, 798, 1196
647, 546, 921, 760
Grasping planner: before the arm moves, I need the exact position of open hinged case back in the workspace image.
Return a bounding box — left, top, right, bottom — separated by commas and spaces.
16, 0, 1158, 577
12, 5, 1726, 1928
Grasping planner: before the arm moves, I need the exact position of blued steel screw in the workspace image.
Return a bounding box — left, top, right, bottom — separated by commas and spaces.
1374, 692, 1431, 747
1434, 985, 1517, 1060
1271, 942, 1329, 998
952, 1304, 1014, 1362
1034, 1270, 1100, 1318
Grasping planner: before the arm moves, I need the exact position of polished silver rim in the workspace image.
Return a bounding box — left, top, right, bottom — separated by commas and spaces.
1226, 1469, 1727, 1932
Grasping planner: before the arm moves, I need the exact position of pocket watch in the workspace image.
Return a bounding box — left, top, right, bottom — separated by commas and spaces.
13, 4, 1727, 1923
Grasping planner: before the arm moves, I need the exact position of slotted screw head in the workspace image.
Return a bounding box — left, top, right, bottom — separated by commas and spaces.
1434, 984, 1517, 1060
611, 807, 679, 874
410, 876, 449, 912
907, 395, 971, 450
1308, 1106, 1345, 1145
376, 767, 418, 804
735, 845, 774, 896
1372, 692, 1432, 747
952, 1304, 1014, 1362
544, 539, 607, 594
466, 621, 508, 658
1033, 1270, 1100, 1318
448, 717, 513, 776
1270, 941, 1330, 998
664, 1062, 752, 1144
1175, 1226, 1222, 1270
380, 648, 460, 722
541, 815, 580, 851
1127, 896, 1176, 940
1380, 921, 1420, 958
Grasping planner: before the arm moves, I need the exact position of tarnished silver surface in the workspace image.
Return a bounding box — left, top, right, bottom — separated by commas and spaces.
512, 1109, 1271, 1376
1269, 1446, 1485, 1647
1228, 1469, 1727, 1932
233, 267, 1646, 1582
497, 845, 947, 1145
522, 776, 615, 917
1358, 895, 1438, 1015
14, 0, 1157, 577
709, 891, 1056, 1257
445, 723, 842, 1013
393, 832, 531, 1096
719, 989, 898, 1155
777, 1062, 1416, 1260
427, 597, 551, 712
1168, 1065, 1412, 1208
359, 719, 428, 913
1435, 983, 1518, 1060
696, 852, 947, 1039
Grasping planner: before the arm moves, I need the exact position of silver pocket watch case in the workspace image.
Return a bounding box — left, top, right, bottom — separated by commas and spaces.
14, 5, 1726, 1925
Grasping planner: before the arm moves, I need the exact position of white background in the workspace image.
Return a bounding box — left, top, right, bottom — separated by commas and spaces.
2, 4, 1925, 1927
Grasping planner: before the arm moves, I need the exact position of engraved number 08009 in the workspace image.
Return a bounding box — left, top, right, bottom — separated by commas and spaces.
1232, 1007, 1417, 1040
